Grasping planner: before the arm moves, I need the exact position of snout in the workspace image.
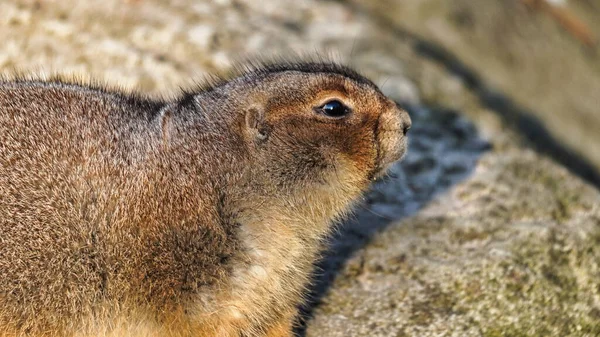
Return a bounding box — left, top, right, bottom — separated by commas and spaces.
373, 104, 411, 176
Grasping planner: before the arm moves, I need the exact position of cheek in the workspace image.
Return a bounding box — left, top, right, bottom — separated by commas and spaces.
336, 129, 378, 174
258, 128, 330, 184
261, 123, 378, 186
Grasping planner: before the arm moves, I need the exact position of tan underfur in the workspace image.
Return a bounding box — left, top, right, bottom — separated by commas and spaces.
0, 61, 410, 337
196, 166, 368, 336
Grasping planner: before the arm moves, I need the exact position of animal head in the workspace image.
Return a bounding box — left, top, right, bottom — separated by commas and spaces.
226, 62, 411, 192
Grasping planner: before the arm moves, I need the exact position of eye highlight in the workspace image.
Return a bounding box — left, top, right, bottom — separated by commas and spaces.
316, 100, 351, 118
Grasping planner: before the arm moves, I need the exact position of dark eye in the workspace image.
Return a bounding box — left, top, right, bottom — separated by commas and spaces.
317, 100, 351, 118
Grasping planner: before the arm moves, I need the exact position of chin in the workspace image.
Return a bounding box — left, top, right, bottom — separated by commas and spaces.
371, 148, 406, 181
370, 161, 394, 181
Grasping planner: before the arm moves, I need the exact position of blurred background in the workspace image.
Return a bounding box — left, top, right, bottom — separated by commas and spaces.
2, 0, 600, 336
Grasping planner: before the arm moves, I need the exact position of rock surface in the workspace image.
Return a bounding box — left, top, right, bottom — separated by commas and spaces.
308, 125, 600, 336
1, 0, 599, 336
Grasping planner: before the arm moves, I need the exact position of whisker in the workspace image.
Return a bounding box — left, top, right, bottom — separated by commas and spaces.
379, 76, 390, 92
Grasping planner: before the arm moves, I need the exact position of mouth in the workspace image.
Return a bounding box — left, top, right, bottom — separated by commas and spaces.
371, 129, 407, 180
370, 162, 395, 181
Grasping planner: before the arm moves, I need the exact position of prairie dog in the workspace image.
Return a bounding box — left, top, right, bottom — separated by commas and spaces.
0, 61, 411, 337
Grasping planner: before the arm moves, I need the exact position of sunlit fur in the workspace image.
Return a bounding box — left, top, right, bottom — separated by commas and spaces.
0, 60, 411, 337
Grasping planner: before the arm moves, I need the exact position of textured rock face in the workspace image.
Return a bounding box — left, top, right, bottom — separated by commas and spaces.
309, 143, 600, 336
1, 0, 599, 336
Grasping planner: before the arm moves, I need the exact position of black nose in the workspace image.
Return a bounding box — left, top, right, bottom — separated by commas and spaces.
402, 123, 411, 136
402, 115, 412, 136
395, 103, 412, 136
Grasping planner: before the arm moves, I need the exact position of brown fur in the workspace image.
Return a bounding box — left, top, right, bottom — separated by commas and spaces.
0, 61, 411, 337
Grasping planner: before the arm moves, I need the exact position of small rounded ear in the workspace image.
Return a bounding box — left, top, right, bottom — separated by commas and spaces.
245, 106, 269, 142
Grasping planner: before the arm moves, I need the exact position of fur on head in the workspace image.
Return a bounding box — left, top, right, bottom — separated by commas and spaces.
182, 59, 412, 197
